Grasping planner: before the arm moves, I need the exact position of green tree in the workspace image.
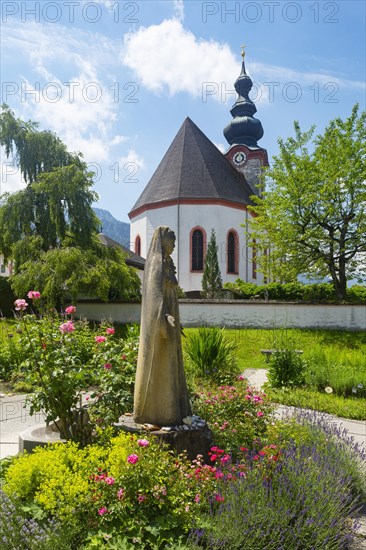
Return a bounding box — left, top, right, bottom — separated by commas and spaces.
248, 105, 366, 300
201, 229, 223, 299
0, 105, 140, 306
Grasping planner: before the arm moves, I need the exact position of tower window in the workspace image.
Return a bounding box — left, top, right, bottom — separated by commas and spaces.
227, 230, 239, 274
191, 227, 206, 271
134, 235, 141, 256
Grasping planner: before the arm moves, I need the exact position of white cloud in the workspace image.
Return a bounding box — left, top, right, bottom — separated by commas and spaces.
0, 155, 26, 195
2, 21, 124, 164
119, 150, 145, 170
123, 19, 238, 100
123, 17, 364, 106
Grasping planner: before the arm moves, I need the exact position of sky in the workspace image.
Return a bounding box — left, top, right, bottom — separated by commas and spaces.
1, 0, 365, 223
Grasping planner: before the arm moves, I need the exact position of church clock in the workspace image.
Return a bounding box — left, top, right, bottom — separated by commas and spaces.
232, 151, 247, 166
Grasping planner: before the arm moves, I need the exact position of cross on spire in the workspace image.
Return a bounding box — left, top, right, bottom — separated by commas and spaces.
241, 44, 246, 58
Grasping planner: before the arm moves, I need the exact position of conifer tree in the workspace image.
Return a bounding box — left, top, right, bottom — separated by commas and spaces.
201, 229, 223, 299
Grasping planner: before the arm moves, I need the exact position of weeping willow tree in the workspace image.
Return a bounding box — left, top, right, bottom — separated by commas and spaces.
0, 105, 141, 306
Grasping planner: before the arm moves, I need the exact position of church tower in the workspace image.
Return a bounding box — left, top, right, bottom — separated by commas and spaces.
129, 47, 267, 293
224, 46, 268, 194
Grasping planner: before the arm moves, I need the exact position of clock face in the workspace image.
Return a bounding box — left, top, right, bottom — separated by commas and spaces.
233, 151, 247, 166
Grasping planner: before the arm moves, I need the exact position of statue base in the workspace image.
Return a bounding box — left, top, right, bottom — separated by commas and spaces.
115, 414, 213, 462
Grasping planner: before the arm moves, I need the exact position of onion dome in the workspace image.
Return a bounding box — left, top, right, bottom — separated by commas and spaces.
224, 46, 264, 147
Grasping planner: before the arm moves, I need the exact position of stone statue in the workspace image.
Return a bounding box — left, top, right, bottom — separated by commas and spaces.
133, 226, 192, 426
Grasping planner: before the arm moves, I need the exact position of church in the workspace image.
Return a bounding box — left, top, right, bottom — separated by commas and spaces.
129, 49, 268, 294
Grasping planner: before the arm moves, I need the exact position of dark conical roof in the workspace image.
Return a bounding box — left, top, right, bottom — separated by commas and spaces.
129, 117, 253, 216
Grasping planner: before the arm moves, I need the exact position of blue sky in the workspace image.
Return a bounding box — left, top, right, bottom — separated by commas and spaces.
1, 0, 365, 222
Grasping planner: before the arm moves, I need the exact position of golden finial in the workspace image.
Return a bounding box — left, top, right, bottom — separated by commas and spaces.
241, 44, 246, 59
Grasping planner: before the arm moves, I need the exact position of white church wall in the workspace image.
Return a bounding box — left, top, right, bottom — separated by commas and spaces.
0, 254, 12, 277
130, 203, 264, 292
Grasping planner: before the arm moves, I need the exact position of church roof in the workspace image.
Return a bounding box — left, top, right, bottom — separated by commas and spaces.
129, 117, 254, 217
98, 233, 145, 270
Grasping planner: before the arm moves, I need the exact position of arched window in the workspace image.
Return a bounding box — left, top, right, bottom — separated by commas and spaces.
134, 235, 141, 256
191, 227, 205, 271
227, 230, 239, 274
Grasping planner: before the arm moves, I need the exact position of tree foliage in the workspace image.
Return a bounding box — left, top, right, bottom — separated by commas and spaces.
0, 105, 141, 306
201, 229, 223, 299
248, 104, 366, 300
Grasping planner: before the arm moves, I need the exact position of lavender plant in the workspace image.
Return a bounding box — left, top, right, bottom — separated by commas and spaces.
189, 413, 365, 550
0, 490, 72, 549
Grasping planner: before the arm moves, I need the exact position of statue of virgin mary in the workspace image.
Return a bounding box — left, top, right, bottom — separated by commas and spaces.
133, 226, 192, 426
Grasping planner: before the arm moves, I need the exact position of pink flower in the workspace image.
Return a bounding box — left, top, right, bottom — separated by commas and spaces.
59, 321, 75, 334
104, 363, 112, 370
95, 335, 107, 343
214, 494, 225, 503
85, 396, 90, 401
121, 354, 127, 360
194, 494, 201, 503
138, 494, 146, 503
105, 476, 115, 485
117, 488, 124, 499
106, 327, 115, 335
27, 291, 41, 299
127, 454, 139, 464
220, 454, 231, 464
14, 299, 28, 311
238, 374, 246, 380
98, 507, 108, 516
65, 305, 76, 314
137, 439, 149, 447
256, 411, 264, 417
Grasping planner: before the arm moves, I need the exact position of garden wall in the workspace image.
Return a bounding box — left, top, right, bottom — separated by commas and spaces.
76, 301, 366, 331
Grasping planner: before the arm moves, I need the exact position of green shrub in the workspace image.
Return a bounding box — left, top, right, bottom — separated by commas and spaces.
3, 433, 208, 548
184, 327, 238, 384
88, 325, 139, 427
267, 350, 307, 388
223, 280, 366, 303
347, 285, 366, 304
193, 379, 273, 457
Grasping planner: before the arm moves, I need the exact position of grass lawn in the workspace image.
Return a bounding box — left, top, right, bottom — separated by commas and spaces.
183, 327, 366, 420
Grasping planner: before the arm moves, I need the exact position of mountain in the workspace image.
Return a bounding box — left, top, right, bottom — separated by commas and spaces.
93, 208, 130, 247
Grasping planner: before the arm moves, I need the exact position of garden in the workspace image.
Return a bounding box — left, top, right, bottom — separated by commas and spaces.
0, 293, 366, 549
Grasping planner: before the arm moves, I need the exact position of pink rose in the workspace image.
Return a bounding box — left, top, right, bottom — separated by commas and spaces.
121, 354, 127, 360
117, 488, 124, 499
106, 327, 115, 335
105, 476, 115, 485
256, 411, 264, 417
98, 507, 108, 516
137, 439, 149, 447
59, 321, 75, 334
138, 494, 146, 503
14, 299, 28, 311
127, 454, 139, 464
104, 363, 112, 370
65, 305, 76, 314
27, 291, 41, 299
95, 336, 107, 343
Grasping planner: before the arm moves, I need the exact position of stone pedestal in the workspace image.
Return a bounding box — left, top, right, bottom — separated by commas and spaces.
115, 414, 213, 462
19, 423, 66, 453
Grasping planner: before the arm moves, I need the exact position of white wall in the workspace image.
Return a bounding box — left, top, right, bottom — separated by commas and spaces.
130, 203, 263, 292
76, 301, 366, 331
0, 254, 12, 277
